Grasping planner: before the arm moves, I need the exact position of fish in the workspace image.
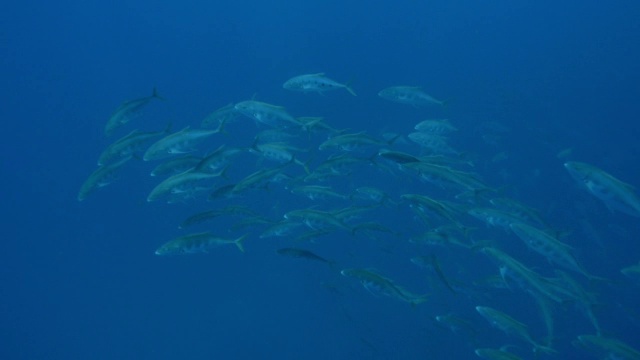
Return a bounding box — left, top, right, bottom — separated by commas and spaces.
401, 194, 467, 231
194, 145, 243, 174
414, 119, 457, 134
201, 103, 238, 128
179, 205, 258, 229
564, 161, 640, 217
143, 125, 223, 161
276, 248, 335, 265
509, 222, 597, 280
283, 73, 356, 96
250, 141, 309, 172
476, 306, 556, 354
407, 132, 459, 155
98, 125, 170, 166
319, 131, 397, 152
105, 88, 163, 136
481, 247, 569, 303
411, 255, 458, 294
155, 232, 248, 255
378, 86, 447, 107
234, 100, 300, 128
621, 262, 640, 285
575, 335, 640, 360
341, 268, 429, 305
78, 156, 132, 201
290, 185, 348, 201
403, 162, 488, 192
231, 162, 293, 194
150, 155, 202, 177
259, 220, 303, 238
474, 348, 523, 360
467, 207, 525, 232
284, 208, 351, 232
147, 167, 225, 202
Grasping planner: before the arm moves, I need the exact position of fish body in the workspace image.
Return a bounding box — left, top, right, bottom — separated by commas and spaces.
201, 103, 238, 128
155, 232, 248, 255
407, 132, 458, 155
232, 163, 292, 194
468, 207, 524, 231
284, 208, 350, 231
234, 100, 299, 128
319, 131, 391, 152
564, 161, 640, 217
179, 205, 257, 229
98, 126, 169, 166
341, 268, 428, 305
105, 88, 162, 136
509, 222, 593, 279
277, 247, 334, 264
621, 262, 640, 284
482, 247, 567, 303
194, 145, 243, 173
411, 255, 457, 293
147, 168, 224, 202
474, 348, 523, 360
260, 221, 303, 238
404, 162, 487, 191
143, 126, 221, 161
290, 185, 347, 201
78, 156, 132, 201
150, 155, 202, 177
414, 119, 457, 134
576, 335, 640, 360
283, 73, 356, 96
378, 86, 446, 107
476, 306, 555, 354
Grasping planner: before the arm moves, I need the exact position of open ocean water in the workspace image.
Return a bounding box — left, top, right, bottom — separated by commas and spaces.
2, 1, 640, 359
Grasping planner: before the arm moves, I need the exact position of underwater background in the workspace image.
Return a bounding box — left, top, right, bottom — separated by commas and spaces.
2, 1, 640, 359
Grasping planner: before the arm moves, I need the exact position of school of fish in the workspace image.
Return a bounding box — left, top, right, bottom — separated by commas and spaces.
78, 75, 640, 359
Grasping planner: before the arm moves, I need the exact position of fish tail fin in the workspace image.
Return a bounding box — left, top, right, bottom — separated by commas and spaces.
410, 294, 430, 307
533, 343, 557, 355
293, 157, 311, 175
234, 234, 249, 252
345, 85, 357, 96
215, 118, 228, 135
152, 87, 166, 101
343, 78, 357, 96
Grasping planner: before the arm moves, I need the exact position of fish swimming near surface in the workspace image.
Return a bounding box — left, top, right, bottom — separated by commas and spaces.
564, 161, 640, 217
378, 86, 447, 107
105, 88, 163, 137
283, 73, 356, 96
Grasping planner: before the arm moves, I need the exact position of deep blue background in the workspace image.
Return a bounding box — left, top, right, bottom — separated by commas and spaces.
2, 1, 640, 359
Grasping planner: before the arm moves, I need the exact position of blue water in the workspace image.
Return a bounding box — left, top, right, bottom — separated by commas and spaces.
2, 1, 640, 359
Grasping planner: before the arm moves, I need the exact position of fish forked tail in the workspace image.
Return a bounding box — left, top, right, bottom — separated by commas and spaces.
532, 342, 557, 356
409, 294, 431, 307
343, 79, 357, 96
234, 234, 249, 253
151, 87, 166, 101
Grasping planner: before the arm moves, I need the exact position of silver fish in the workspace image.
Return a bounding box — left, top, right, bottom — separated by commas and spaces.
283, 73, 356, 96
